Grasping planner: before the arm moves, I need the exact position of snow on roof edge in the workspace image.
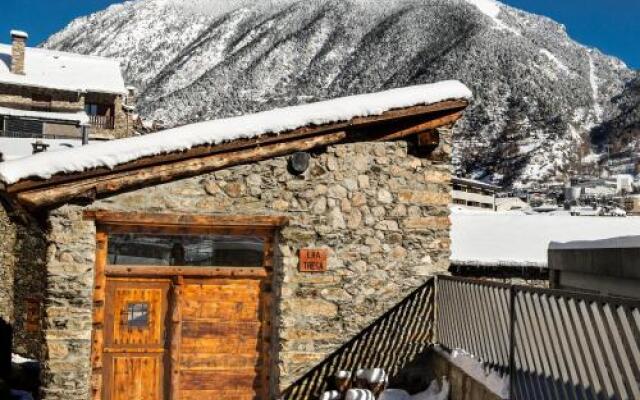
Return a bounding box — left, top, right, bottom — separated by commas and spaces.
10, 30, 28, 39
0, 106, 89, 125
0, 80, 471, 185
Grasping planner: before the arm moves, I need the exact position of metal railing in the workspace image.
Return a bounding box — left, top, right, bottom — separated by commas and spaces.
281, 278, 435, 400
0, 130, 44, 139
89, 115, 115, 129
437, 276, 640, 400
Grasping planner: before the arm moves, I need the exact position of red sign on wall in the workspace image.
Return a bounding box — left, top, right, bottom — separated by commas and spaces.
299, 248, 328, 272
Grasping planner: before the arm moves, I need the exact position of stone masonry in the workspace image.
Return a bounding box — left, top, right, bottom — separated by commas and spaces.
31, 130, 453, 399
0, 202, 47, 359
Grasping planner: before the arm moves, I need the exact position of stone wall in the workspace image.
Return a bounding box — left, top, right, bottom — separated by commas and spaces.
40, 207, 96, 400
0, 203, 17, 324
38, 132, 453, 399
0, 202, 47, 360
0, 84, 83, 113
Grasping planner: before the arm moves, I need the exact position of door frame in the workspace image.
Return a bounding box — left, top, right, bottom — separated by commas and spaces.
86, 211, 288, 400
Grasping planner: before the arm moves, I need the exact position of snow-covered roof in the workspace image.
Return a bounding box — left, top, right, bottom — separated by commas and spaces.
0, 80, 471, 185
450, 208, 640, 268
0, 43, 126, 95
549, 235, 640, 250
0, 106, 89, 125
0, 137, 92, 162
452, 176, 501, 190
10, 30, 28, 39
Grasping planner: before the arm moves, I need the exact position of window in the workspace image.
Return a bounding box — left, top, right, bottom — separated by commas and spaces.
125, 302, 149, 328
107, 233, 265, 267
6, 118, 43, 137
85, 103, 114, 116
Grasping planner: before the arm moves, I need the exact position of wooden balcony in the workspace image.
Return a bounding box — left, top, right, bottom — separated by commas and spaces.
89, 115, 115, 130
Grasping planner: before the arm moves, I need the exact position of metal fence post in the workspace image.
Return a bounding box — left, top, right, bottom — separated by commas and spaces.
508, 285, 516, 400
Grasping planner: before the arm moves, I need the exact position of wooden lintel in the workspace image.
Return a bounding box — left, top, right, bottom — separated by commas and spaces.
374, 111, 462, 142
84, 211, 289, 228
106, 265, 268, 279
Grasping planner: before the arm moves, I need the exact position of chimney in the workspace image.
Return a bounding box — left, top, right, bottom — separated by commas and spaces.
10, 30, 28, 75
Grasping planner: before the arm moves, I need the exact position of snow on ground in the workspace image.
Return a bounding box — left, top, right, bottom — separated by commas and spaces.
450, 207, 640, 267
434, 346, 508, 399
378, 378, 450, 400
0, 43, 126, 94
0, 81, 471, 184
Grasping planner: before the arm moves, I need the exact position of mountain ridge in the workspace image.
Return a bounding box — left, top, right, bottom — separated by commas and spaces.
43, 0, 637, 187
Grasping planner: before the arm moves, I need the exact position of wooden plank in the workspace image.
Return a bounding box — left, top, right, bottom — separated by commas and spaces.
170, 276, 183, 400
7, 100, 467, 194
106, 265, 268, 279
179, 370, 258, 390
99, 223, 274, 237
180, 389, 256, 400
180, 337, 260, 354
374, 111, 462, 142
91, 232, 108, 400
180, 353, 258, 370
103, 348, 166, 354
16, 130, 347, 209
181, 299, 259, 321
181, 321, 261, 338
85, 212, 289, 228
110, 354, 163, 400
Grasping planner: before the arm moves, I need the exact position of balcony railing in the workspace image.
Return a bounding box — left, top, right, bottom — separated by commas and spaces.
282, 276, 639, 400
0, 130, 83, 140
89, 115, 115, 130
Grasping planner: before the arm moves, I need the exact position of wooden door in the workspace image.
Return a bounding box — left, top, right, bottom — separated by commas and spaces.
178, 278, 267, 400
103, 279, 170, 400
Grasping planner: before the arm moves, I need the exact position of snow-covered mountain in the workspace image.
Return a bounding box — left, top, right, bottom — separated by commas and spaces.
43, 0, 637, 186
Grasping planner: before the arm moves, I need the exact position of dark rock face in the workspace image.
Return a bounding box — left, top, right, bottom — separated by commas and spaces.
591, 73, 640, 151
44, 0, 636, 186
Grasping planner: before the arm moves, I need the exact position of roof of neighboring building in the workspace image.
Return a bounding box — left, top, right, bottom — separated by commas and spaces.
0, 105, 89, 125
450, 207, 640, 268
452, 176, 501, 190
0, 43, 126, 95
549, 235, 640, 250
0, 81, 471, 209
0, 137, 94, 162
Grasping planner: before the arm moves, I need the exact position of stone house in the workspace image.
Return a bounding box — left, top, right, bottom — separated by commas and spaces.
0, 81, 471, 399
0, 30, 133, 152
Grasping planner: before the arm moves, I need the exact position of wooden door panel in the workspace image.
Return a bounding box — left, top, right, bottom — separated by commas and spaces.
110, 354, 163, 400
179, 279, 265, 399
103, 279, 169, 400
110, 287, 165, 347
180, 370, 258, 390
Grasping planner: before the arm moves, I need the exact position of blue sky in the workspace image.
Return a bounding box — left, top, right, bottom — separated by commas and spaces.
1, 0, 639, 69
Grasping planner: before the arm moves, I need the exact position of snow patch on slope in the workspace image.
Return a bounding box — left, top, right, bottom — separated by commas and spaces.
539, 49, 570, 75
588, 51, 603, 122
464, 0, 519, 35
0, 81, 471, 184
